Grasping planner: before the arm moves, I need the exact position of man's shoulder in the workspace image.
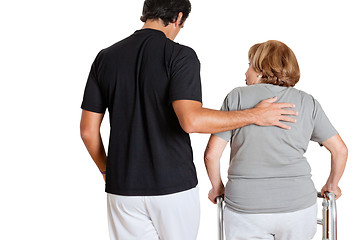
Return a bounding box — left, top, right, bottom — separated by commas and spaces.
101, 34, 134, 53
169, 42, 199, 64
91, 38, 129, 62
172, 41, 195, 51
93, 32, 199, 64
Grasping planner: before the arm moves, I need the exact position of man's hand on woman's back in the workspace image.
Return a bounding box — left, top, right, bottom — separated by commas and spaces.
252, 96, 298, 130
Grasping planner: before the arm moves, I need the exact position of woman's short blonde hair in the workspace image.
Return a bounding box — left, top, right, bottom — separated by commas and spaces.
248, 40, 300, 87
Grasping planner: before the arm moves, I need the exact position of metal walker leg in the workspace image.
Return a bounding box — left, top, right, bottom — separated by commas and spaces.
317, 192, 337, 240
216, 196, 224, 240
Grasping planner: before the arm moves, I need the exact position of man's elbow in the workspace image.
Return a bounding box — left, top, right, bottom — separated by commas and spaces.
181, 123, 196, 134
80, 128, 90, 142
80, 126, 97, 142
180, 116, 199, 133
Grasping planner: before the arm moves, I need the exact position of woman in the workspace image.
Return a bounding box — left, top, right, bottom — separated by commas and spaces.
204, 40, 347, 240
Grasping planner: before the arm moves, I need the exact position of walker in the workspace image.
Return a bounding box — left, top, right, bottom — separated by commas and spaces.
216, 192, 337, 240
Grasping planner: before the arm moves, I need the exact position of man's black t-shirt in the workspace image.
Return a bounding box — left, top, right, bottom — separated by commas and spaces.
81, 29, 202, 196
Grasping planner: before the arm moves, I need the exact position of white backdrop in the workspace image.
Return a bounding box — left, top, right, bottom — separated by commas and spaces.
1, 0, 359, 239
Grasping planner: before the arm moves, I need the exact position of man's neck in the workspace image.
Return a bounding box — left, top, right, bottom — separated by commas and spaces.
142, 20, 174, 40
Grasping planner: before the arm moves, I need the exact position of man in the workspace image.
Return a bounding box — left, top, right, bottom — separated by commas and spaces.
80, 0, 297, 239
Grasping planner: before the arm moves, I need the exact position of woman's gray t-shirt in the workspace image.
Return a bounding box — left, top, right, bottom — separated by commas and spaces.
214, 84, 338, 213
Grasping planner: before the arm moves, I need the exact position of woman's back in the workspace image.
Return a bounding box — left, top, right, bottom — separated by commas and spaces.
215, 83, 337, 213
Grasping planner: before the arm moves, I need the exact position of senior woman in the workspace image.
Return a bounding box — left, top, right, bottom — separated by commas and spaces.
204, 40, 347, 240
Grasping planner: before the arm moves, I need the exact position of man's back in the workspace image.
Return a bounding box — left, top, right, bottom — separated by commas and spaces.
81, 28, 202, 196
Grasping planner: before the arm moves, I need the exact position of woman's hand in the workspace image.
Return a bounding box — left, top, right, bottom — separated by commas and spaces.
321, 183, 342, 200
208, 184, 225, 204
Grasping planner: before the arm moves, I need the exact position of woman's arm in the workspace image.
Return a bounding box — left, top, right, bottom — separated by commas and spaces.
204, 135, 228, 203
320, 134, 348, 199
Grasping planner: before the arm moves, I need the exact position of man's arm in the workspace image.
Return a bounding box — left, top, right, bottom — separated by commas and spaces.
172, 97, 297, 134
80, 110, 107, 181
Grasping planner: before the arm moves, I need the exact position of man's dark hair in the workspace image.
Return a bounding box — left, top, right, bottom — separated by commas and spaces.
140, 0, 191, 26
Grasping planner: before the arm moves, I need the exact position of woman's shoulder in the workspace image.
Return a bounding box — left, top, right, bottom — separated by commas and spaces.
288, 87, 317, 103
223, 85, 275, 110
226, 84, 283, 100
225, 84, 266, 96
225, 86, 242, 96
224, 84, 320, 108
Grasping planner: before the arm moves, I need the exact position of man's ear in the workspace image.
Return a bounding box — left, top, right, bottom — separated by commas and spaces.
175, 12, 184, 27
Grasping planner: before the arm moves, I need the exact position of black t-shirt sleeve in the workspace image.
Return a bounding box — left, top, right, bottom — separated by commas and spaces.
81, 52, 106, 113
169, 46, 202, 103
